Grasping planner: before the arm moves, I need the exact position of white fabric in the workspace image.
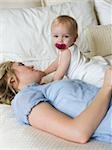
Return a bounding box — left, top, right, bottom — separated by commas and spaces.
0, 1, 97, 70
95, 0, 112, 25
0, 104, 112, 149
43, 0, 94, 6
65, 45, 88, 79
0, 0, 42, 8
66, 45, 109, 87
104, 55, 112, 65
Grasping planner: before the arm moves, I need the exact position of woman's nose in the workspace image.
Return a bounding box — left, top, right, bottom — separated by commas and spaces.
30, 65, 34, 68
27, 65, 34, 69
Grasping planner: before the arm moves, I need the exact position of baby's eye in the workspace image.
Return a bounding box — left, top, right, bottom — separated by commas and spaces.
53, 35, 58, 38
64, 35, 69, 38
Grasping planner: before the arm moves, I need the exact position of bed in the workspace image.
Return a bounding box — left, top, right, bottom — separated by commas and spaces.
0, 0, 112, 149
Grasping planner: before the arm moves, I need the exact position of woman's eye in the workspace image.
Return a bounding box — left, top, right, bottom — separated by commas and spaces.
18, 62, 25, 66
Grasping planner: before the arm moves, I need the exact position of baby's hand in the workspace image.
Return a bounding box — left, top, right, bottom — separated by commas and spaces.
40, 71, 46, 77
40, 72, 55, 84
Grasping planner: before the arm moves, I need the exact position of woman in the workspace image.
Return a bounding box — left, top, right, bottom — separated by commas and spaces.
0, 61, 112, 143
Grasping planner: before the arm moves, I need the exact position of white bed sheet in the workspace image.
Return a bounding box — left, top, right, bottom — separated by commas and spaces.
0, 104, 111, 150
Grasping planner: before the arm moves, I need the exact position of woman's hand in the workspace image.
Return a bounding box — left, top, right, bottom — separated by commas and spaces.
102, 67, 112, 91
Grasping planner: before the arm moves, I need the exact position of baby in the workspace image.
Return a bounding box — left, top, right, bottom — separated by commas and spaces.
44, 15, 109, 87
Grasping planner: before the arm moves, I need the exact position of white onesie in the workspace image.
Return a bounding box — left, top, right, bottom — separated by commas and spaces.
58, 45, 109, 87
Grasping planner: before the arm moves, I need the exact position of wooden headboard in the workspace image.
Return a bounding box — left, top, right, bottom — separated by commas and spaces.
0, 0, 42, 8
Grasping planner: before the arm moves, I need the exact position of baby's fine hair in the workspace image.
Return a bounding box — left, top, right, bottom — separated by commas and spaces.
51, 15, 78, 34
0, 61, 16, 105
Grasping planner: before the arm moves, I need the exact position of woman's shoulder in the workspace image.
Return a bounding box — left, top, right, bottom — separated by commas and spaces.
11, 83, 43, 105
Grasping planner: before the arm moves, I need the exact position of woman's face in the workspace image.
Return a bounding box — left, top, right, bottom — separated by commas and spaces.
12, 62, 45, 89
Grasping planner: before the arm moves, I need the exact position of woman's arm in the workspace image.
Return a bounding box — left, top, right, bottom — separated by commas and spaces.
28, 68, 112, 144
53, 49, 71, 80
73, 68, 112, 142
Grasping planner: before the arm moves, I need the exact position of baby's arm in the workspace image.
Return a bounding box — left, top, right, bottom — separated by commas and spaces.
44, 58, 59, 75
53, 49, 71, 80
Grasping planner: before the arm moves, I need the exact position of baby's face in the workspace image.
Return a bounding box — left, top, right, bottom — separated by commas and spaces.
51, 23, 77, 49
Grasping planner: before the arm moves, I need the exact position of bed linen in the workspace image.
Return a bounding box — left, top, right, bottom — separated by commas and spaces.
0, 104, 112, 150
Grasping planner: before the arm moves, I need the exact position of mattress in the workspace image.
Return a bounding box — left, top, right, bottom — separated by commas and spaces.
0, 104, 111, 150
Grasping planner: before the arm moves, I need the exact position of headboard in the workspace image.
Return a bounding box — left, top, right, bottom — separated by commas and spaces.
0, 0, 42, 8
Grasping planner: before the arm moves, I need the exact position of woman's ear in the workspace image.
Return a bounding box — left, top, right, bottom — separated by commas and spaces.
7, 75, 18, 90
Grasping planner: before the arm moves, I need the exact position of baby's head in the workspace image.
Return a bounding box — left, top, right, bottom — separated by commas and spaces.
0, 61, 45, 105
51, 15, 78, 49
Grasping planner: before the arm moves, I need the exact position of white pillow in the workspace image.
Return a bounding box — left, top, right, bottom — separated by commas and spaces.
42, 0, 94, 6
0, 1, 97, 69
95, 0, 112, 25
42, 0, 77, 6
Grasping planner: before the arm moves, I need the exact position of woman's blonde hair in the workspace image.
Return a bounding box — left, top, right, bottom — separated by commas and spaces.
0, 61, 16, 105
51, 15, 78, 35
